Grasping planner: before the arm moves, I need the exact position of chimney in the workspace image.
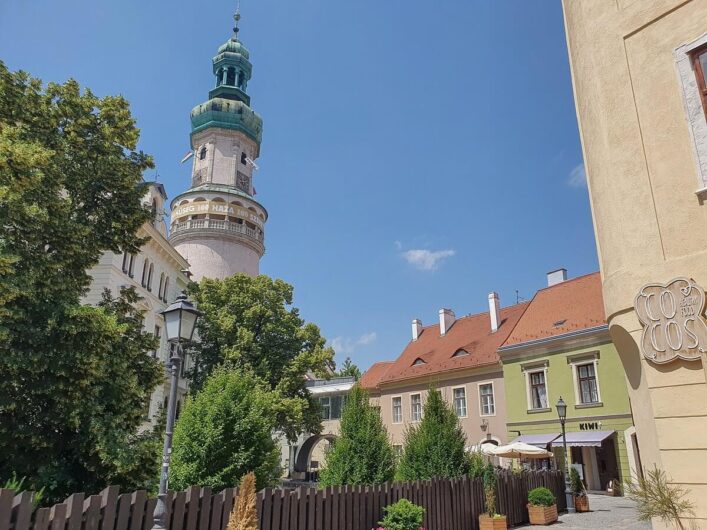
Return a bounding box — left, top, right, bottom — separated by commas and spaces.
488, 292, 501, 332
412, 319, 423, 341
547, 268, 568, 287
439, 308, 455, 336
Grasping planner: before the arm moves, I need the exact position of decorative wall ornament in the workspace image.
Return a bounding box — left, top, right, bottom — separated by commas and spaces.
634, 277, 707, 363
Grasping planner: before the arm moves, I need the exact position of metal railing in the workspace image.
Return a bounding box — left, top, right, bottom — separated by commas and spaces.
171, 219, 264, 242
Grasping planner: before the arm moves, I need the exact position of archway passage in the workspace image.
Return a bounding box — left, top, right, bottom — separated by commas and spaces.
294, 433, 337, 473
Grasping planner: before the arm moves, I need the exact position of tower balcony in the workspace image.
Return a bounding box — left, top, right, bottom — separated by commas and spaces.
170, 219, 265, 254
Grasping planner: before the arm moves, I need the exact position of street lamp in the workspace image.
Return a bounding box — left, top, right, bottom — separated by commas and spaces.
153, 292, 202, 530
556, 396, 575, 513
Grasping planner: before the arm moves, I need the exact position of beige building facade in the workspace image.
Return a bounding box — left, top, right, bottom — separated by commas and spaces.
562, 1, 707, 525
85, 183, 192, 428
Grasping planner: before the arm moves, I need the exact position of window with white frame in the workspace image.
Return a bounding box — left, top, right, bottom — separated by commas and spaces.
479, 383, 495, 416
411, 394, 422, 422
453, 387, 467, 418
392, 396, 402, 423
529, 370, 548, 410
577, 363, 599, 404
319, 397, 331, 420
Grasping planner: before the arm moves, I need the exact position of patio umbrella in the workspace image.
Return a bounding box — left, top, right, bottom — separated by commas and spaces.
490, 442, 554, 459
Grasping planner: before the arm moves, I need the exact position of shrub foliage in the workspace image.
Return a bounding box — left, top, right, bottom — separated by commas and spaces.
318, 385, 395, 486
396, 388, 469, 481
528, 487, 555, 507
170, 369, 281, 491
378, 498, 425, 530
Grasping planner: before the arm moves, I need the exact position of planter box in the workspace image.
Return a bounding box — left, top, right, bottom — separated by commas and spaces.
527, 504, 558, 525
574, 495, 590, 513
479, 514, 508, 530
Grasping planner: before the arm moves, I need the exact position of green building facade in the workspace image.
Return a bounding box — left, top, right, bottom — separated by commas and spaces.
498, 273, 641, 493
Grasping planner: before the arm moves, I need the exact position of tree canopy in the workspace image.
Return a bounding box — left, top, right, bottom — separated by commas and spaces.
318, 385, 395, 486
0, 62, 161, 501
396, 388, 469, 481
336, 357, 362, 380
170, 369, 281, 491
187, 274, 334, 441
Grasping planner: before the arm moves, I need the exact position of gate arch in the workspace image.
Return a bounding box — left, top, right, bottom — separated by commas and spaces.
294, 433, 337, 473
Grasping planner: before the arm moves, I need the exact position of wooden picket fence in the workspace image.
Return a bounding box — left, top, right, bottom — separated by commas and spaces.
0, 471, 565, 530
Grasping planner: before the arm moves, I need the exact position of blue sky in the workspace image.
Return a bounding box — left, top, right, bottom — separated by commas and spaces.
0, 0, 597, 371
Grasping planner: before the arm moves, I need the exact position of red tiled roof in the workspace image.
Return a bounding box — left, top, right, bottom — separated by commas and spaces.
360, 361, 394, 389
503, 272, 605, 347
376, 302, 530, 387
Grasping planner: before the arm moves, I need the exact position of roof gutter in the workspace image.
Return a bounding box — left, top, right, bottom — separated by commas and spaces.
498, 325, 609, 355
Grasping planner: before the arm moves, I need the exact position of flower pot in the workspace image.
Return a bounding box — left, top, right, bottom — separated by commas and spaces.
479, 514, 508, 530
574, 495, 590, 512
527, 504, 558, 525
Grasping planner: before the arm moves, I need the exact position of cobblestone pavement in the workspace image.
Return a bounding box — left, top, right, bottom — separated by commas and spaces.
513, 494, 651, 529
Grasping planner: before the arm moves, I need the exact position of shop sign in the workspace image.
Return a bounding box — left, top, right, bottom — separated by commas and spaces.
634, 277, 707, 364
579, 422, 601, 431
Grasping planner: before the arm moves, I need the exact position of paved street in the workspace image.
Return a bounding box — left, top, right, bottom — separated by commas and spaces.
514, 494, 650, 529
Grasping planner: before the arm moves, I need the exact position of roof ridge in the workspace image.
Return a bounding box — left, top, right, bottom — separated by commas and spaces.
534, 271, 600, 294
415, 300, 531, 332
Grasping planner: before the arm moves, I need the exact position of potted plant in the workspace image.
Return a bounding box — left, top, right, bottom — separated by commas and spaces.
377, 498, 426, 530
479, 464, 507, 530
570, 467, 589, 512
527, 487, 558, 525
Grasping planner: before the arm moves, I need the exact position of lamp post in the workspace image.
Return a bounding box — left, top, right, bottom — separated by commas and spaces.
153, 292, 202, 530
556, 396, 575, 513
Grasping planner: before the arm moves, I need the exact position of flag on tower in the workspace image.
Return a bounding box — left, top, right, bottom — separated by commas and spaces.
245, 157, 259, 171
180, 150, 194, 163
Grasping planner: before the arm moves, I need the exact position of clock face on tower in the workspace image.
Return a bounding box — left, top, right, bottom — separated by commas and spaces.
236, 171, 250, 193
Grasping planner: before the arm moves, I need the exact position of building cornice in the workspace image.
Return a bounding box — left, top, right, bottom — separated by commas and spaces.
377, 362, 503, 391
140, 223, 190, 272
498, 325, 610, 361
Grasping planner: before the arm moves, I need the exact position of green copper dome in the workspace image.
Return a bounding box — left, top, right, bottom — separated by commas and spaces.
217, 37, 250, 59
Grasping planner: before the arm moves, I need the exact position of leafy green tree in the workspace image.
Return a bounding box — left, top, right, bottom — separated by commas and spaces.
396, 388, 469, 481
170, 368, 281, 491
0, 61, 159, 501
186, 274, 334, 441
319, 385, 395, 486
336, 357, 362, 380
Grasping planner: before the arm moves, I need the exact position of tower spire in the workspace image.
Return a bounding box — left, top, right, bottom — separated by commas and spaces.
233, 1, 241, 41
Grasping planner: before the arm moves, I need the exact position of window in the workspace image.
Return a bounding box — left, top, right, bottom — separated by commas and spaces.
530, 371, 548, 410
319, 397, 331, 420
128, 254, 136, 278
226, 67, 236, 86
241, 152, 247, 165
122, 251, 129, 273
692, 44, 707, 119
479, 383, 495, 416
162, 277, 170, 302
329, 395, 343, 420
453, 387, 467, 418
152, 325, 161, 358
452, 349, 469, 358
147, 263, 154, 292
181, 353, 188, 378
199, 146, 207, 160
392, 396, 402, 423
412, 358, 426, 366
141, 259, 149, 287
158, 273, 165, 300
411, 394, 422, 422
577, 363, 599, 404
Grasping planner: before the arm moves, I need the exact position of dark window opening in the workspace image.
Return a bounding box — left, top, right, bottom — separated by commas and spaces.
691, 44, 707, 119
226, 67, 236, 86
199, 146, 207, 160
241, 152, 247, 165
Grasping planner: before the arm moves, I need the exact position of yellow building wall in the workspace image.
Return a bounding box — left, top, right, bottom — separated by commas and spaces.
562, 0, 707, 526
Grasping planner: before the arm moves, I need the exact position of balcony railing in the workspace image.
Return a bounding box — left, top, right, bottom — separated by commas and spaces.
171, 219, 264, 242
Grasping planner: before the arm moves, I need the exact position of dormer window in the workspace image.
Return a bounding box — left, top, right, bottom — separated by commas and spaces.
553, 319, 567, 328
412, 358, 426, 366
199, 146, 207, 160
452, 349, 469, 358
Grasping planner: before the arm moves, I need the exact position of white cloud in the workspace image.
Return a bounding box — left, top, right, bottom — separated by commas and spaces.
331, 332, 378, 355
568, 163, 587, 187
402, 249, 456, 271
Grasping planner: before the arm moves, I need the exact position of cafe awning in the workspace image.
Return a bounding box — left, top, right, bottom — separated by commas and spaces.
550, 431, 615, 448
510, 433, 561, 448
